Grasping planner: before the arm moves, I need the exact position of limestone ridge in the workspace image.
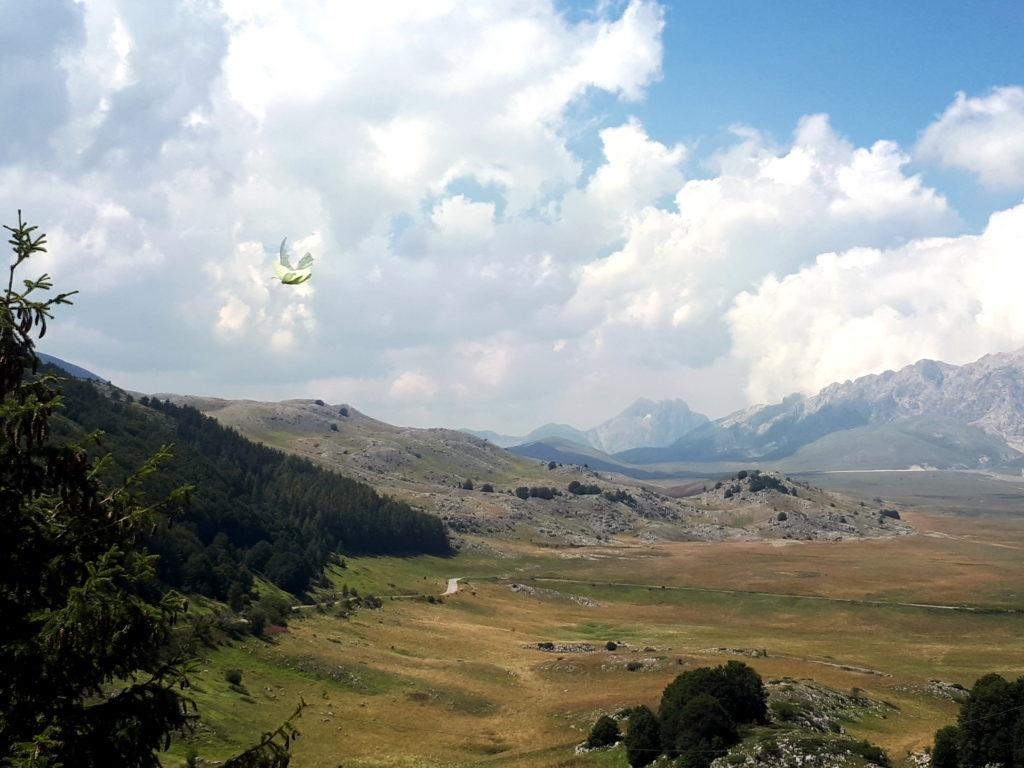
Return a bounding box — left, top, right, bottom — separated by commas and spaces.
619, 349, 1024, 467
463, 398, 710, 454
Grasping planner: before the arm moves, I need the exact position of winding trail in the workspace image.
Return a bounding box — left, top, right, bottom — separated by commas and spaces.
442, 577, 461, 596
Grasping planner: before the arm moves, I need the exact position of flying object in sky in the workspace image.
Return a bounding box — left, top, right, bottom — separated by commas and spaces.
273, 238, 313, 285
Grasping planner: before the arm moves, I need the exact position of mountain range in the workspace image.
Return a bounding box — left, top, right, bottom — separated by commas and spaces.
463, 398, 709, 454
618, 349, 1024, 470
44, 346, 1024, 473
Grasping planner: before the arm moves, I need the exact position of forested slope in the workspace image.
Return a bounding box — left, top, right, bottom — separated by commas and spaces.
49, 370, 451, 603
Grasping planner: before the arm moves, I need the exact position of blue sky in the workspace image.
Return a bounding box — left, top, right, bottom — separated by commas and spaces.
2, 0, 1023, 431
576, 0, 1024, 227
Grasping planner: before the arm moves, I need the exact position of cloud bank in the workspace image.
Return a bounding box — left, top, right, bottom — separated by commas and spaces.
729, 203, 1024, 403
1, 1, 1021, 431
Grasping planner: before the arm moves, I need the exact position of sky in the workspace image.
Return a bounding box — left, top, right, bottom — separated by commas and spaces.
2, 0, 1023, 433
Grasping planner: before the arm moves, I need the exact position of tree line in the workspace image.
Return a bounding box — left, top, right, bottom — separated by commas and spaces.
50, 368, 451, 603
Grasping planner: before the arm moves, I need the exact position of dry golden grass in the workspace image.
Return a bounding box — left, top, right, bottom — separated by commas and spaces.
178, 511, 1024, 768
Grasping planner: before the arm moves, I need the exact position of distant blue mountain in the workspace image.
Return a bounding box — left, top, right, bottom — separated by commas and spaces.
38, 353, 106, 382
462, 398, 708, 453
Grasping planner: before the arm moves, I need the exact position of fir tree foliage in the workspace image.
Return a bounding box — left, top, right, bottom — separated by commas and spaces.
0, 212, 191, 765
0, 213, 303, 767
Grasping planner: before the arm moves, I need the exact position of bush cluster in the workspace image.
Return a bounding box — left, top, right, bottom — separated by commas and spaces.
515, 486, 559, 500
594, 661, 769, 767
931, 672, 1024, 768
603, 489, 638, 507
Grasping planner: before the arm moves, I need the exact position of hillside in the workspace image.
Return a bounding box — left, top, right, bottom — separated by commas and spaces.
163, 393, 911, 546
620, 350, 1024, 468
508, 436, 675, 478
50, 371, 450, 602
38, 352, 105, 382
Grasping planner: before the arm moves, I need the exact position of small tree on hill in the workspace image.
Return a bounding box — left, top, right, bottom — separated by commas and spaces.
660, 662, 766, 757
625, 705, 661, 767
586, 715, 620, 748
672, 694, 737, 768
931, 725, 960, 768
957, 673, 1021, 767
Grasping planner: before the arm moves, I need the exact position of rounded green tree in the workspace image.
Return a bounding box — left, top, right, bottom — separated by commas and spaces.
586, 715, 620, 748
625, 705, 661, 767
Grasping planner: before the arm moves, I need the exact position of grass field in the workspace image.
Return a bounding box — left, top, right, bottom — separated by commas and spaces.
171, 509, 1024, 768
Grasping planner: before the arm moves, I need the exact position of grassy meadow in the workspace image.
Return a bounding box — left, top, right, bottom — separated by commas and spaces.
173, 509, 1024, 768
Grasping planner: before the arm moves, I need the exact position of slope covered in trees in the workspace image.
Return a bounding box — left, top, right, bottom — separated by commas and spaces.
50, 372, 451, 602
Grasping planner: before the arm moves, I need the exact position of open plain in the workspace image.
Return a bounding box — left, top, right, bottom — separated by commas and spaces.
177, 508, 1024, 767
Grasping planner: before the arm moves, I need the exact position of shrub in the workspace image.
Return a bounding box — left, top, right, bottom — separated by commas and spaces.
776, 511, 788, 521
748, 474, 787, 494
604, 489, 637, 506
462, 479, 474, 491
548, 461, 557, 470
586, 715, 620, 748
671, 694, 737, 768
931, 726, 960, 768
770, 700, 801, 722
329, 423, 338, 431
660, 662, 767, 752
253, 593, 292, 627
568, 480, 601, 495
480, 483, 494, 493
606, 641, 618, 651
957, 673, 1022, 768
625, 705, 661, 767
880, 508, 901, 519
515, 487, 530, 500
849, 739, 890, 767
314, 399, 325, 406
736, 470, 748, 480
627, 661, 643, 672
529, 486, 555, 500
248, 612, 266, 636
225, 668, 243, 686
338, 406, 349, 417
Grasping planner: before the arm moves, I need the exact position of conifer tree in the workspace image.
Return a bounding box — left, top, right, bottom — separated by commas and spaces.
0, 213, 301, 767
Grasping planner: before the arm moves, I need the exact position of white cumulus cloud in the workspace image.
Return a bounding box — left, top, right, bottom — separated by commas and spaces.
917, 86, 1024, 189
568, 114, 955, 368
728, 203, 1024, 403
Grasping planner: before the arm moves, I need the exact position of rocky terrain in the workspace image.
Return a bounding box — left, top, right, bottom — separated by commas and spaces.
687, 471, 913, 540
620, 348, 1024, 468
155, 394, 910, 546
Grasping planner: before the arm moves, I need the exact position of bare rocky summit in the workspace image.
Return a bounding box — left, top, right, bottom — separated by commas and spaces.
620, 348, 1024, 468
